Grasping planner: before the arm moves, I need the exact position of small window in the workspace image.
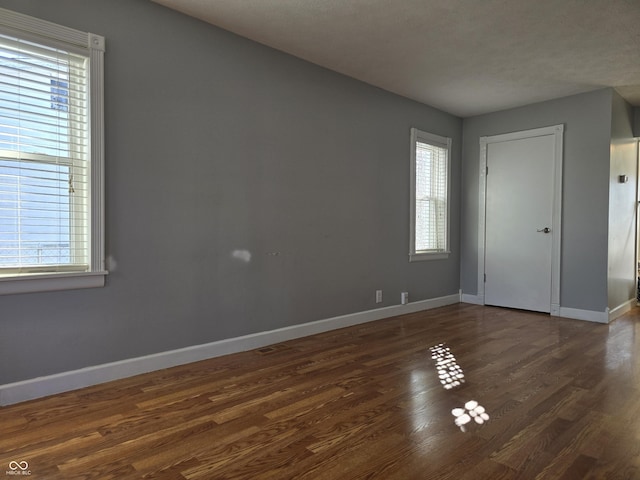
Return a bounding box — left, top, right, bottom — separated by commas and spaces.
0, 8, 106, 294
410, 128, 451, 262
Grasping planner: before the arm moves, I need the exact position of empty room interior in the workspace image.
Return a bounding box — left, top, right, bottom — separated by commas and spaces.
1, 0, 640, 478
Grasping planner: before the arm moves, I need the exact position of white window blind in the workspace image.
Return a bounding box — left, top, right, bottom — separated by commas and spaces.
0, 6, 105, 294
410, 128, 451, 261
0, 34, 89, 273
415, 140, 447, 251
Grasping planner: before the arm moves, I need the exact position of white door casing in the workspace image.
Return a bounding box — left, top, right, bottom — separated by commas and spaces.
477, 125, 563, 315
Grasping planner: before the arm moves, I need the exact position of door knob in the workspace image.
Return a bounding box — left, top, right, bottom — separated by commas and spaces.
537, 227, 551, 233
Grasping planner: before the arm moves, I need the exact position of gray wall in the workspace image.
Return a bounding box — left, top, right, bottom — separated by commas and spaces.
608, 91, 638, 309
0, 0, 462, 384
461, 89, 613, 312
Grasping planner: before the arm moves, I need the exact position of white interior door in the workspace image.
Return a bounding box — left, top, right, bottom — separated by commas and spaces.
484, 133, 556, 313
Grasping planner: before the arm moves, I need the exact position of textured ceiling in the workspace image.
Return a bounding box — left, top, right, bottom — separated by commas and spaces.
151, 0, 640, 117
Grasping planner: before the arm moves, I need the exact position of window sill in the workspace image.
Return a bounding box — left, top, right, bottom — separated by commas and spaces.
0, 271, 108, 295
409, 252, 450, 262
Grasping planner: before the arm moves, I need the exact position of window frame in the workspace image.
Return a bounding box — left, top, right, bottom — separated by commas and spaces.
0, 7, 106, 294
409, 128, 451, 262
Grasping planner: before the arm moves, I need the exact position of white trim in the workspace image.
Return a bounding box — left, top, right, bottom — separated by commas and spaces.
413, 130, 450, 149
477, 125, 564, 311
608, 298, 636, 322
0, 8, 107, 293
409, 127, 452, 261
557, 307, 609, 324
550, 126, 564, 311
0, 271, 107, 295
409, 252, 450, 262
461, 293, 484, 305
0, 6, 89, 49
461, 294, 607, 322
89, 33, 106, 273
0, 293, 460, 406
477, 138, 488, 297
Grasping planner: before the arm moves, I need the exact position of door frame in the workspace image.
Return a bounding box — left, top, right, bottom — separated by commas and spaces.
477, 124, 564, 315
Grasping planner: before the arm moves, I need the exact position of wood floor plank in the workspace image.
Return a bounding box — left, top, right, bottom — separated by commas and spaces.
3, 303, 640, 479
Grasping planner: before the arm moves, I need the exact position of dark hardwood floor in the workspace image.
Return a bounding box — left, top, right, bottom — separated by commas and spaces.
2, 303, 640, 479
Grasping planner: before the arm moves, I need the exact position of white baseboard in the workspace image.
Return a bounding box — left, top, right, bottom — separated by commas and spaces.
460, 293, 484, 305
560, 299, 636, 323
0, 293, 460, 406
557, 306, 609, 324
461, 294, 610, 324
608, 298, 636, 322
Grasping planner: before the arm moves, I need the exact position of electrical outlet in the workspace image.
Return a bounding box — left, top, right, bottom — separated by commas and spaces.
376, 290, 383, 303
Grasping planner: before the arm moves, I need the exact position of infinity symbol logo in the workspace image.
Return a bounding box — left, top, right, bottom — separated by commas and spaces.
8, 461, 28, 471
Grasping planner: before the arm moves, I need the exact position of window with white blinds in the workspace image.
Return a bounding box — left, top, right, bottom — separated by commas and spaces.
410, 128, 451, 261
0, 7, 105, 293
